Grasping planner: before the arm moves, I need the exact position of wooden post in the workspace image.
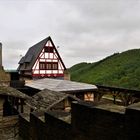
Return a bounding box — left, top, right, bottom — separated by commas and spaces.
20, 99, 24, 113
113, 95, 116, 104
16, 98, 19, 111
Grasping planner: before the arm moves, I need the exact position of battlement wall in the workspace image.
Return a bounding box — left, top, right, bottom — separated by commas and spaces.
19, 102, 140, 140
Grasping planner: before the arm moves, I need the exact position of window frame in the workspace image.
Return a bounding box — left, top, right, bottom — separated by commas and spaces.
39, 62, 58, 70
39, 62, 46, 70
52, 62, 58, 70
44, 46, 54, 53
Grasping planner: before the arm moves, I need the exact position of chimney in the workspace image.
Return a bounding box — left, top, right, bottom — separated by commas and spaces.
0, 43, 2, 69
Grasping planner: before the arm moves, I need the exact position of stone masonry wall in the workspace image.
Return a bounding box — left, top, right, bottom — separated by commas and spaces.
19, 102, 140, 140
19, 114, 30, 140
125, 105, 140, 140
0, 115, 19, 140
71, 102, 125, 140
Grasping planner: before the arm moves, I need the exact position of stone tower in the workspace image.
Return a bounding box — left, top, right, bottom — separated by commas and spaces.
0, 43, 10, 86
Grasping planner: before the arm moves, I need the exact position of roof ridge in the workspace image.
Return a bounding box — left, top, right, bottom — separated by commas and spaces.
29, 36, 50, 49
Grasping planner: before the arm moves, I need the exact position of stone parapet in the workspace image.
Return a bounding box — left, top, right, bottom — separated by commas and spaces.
18, 101, 140, 140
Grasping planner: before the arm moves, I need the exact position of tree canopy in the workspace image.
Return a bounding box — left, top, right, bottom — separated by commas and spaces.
69, 49, 140, 90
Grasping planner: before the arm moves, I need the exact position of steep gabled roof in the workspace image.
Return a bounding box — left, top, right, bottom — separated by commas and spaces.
18, 36, 66, 71
18, 56, 25, 64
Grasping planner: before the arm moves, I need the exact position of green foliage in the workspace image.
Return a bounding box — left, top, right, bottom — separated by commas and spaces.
69, 49, 140, 90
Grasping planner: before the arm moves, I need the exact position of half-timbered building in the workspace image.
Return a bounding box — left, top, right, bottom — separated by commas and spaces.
18, 36, 66, 79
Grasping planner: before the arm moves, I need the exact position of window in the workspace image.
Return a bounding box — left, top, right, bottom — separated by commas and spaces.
39, 62, 58, 70
52, 62, 58, 70
44, 47, 49, 52
39, 62, 45, 70
44, 47, 53, 53
46, 62, 52, 70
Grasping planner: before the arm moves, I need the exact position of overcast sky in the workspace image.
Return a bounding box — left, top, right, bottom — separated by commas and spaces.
0, 0, 140, 69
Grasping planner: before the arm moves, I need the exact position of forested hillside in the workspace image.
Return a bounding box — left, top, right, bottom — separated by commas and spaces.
69, 49, 140, 90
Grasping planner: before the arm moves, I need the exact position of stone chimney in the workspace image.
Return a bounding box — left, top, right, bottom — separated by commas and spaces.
0, 43, 2, 69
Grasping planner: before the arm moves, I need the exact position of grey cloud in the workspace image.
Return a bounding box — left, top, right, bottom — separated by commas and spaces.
2, 41, 28, 69
0, 0, 140, 68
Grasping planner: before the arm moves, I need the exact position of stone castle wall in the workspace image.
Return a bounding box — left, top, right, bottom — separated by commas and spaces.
19, 102, 140, 140
0, 115, 19, 140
